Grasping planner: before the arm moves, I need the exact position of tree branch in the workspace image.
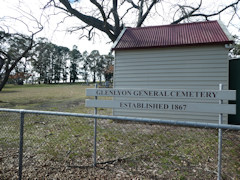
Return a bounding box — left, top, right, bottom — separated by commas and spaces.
126, 0, 139, 9
137, 0, 159, 27
58, 0, 116, 41
172, 0, 240, 24
89, 0, 115, 40
137, 0, 144, 25
112, 0, 121, 36
0, 50, 9, 71
172, 0, 202, 24
120, 6, 135, 21
9, 35, 34, 72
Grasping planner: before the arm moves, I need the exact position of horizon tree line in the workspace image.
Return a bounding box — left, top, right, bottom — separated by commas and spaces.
1, 31, 114, 87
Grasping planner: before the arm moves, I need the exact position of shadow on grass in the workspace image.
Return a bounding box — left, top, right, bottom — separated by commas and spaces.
0, 91, 19, 94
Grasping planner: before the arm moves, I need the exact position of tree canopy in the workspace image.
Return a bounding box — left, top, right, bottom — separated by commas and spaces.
0, 32, 37, 91
0, 31, 114, 88
46, 0, 240, 42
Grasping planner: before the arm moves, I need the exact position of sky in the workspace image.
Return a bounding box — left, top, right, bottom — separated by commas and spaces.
0, 0, 112, 54
0, 0, 239, 54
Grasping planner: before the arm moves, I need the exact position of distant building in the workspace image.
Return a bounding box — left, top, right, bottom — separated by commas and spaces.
112, 21, 234, 123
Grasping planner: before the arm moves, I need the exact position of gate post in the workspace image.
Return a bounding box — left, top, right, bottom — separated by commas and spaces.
93, 84, 98, 166
18, 110, 25, 180
217, 84, 223, 180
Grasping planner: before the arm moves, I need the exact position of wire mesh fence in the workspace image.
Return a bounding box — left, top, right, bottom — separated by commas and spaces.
96, 120, 240, 179
0, 111, 20, 179
0, 109, 240, 179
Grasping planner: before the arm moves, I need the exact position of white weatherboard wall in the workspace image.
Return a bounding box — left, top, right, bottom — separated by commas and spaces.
113, 45, 230, 123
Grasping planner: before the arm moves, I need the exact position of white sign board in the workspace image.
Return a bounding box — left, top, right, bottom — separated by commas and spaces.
86, 88, 236, 100
85, 88, 236, 115
86, 100, 236, 114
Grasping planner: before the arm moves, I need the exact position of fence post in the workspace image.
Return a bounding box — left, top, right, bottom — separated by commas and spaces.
18, 110, 25, 180
217, 84, 223, 180
93, 84, 98, 166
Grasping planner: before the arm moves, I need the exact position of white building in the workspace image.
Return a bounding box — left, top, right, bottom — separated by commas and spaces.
112, 21, 234, 123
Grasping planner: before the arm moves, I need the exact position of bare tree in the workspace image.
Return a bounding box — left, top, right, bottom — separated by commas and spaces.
46, 0, 160, 42
45, 0, 240, 42
0, 7, 43, 91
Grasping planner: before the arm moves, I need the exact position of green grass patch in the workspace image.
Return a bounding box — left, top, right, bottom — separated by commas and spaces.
0, 84, 239, 179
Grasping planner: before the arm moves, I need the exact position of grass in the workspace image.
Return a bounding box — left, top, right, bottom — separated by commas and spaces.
0, 83, 240, 179
0, 84, 86, 111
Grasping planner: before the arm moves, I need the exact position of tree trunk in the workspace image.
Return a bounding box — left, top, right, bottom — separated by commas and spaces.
0, 58, 4, 71
93, 71, 96, 83
0, 70, 11, 91
99, 75, 102, 85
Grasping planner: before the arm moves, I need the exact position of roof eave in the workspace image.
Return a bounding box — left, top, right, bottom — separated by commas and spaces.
217, 20, 235, 42
111, 28, 127, 52
113, 41, 234, 51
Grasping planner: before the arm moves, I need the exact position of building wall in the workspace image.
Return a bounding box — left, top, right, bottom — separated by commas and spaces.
113, 45, 230, 123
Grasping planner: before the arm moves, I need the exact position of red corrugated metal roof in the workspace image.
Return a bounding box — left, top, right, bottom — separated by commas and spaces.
113, 21, 233, 50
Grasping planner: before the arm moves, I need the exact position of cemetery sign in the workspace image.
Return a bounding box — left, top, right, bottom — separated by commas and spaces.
86, 88, 236, 115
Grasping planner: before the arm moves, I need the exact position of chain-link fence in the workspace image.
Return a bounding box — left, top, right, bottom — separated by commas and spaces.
0, 108, 240, 179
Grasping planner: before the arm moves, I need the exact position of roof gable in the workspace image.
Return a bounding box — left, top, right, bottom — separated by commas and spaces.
112, 21, 234, 50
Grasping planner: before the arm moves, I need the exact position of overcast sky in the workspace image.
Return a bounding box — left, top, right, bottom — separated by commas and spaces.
1, 0, 239, 54
0, 0, 112, 54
